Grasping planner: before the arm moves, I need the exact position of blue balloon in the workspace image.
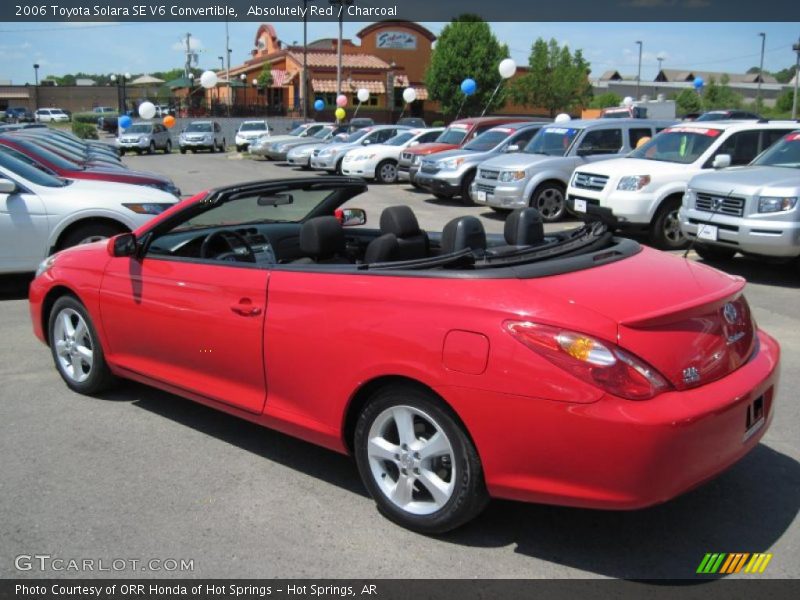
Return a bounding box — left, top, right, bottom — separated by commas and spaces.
313, 99, 325, 111
693, 76, 704, 89
461, 78, 477, 96
118, 115, 132, 129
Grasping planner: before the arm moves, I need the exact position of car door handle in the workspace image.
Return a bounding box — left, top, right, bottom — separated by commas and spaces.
230, 299, 262, 317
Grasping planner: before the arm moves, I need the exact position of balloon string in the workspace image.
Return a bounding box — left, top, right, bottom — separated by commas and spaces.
481, 81, 503, 117
353, 101, 361, 118
455, 95, 467, 121
397, 103, 407, 121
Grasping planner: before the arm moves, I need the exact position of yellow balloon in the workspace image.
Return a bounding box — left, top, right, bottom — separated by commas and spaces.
335, 107, 346, 121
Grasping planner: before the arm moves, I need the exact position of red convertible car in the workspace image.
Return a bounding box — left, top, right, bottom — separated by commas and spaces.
29, 177, 780, 533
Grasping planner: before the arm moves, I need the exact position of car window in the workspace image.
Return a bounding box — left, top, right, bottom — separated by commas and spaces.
4, 138, 83, 170
629, 128, 653, 148
761, 129, 795, 152
0, 145, 58, 176
631, 128, 721, 164
715, 130, 761, 165
463, 128, 512, 151
0, 149, 68, 187
578, 128, 623, 155
752, 133, 800, 168
436, 126, 468, 145
385, 132, 415, 146
510, 127, 539, 147
468, 124, 497, 142
525, 127, 581, 156
186, 123, 212, 133
419, 130, 441, 143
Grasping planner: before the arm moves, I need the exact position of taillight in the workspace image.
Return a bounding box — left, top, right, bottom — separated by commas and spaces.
505, 321, 672, 400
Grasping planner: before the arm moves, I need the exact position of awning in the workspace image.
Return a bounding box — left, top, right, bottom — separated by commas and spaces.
0, 91, 30, 99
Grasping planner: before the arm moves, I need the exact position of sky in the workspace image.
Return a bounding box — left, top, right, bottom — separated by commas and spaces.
0, 21, 798, 85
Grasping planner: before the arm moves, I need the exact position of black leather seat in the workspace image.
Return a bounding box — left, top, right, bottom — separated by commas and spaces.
488, 208, 545, 255
292, 216, 350, 264
379, 205, 429, 260
441, 216, 486, 254
363, 233, 400, 263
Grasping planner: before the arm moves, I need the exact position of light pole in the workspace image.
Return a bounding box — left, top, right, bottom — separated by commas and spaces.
792, 38, 800, 120
757, 32, 766, 106
188, 72, 195, 117
33, 63, 40, 110
329, 0, 354, 97
240, 73, 247, 113
253, 78, 259, 109
635, 41, 643, 100
218, 56, 224, 71
301, 0, 319, 121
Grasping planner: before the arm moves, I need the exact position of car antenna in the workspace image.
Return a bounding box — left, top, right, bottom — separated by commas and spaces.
683, 189, 734, 259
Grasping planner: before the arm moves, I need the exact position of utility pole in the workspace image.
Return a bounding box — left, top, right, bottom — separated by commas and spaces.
184, 33, 192, 78
757, 32, 766, 105
792, 37, 800, 120
330, 0, 354, 98
225, 18, 231, 114
635, 40, 643, 100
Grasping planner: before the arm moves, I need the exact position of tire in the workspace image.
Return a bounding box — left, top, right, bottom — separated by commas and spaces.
136, 149, 143, 155
530, 182, 566, 223
694, 243, 736, 262
411, 180, 422, 190
220, 139, 226, 152
164, 140, 172, 154
59, 222, 126, 250
48, 295, 116, 395
459, 170, 476, 206
433, 193, 450, 200
180, 147, 186, 154
650, 198, 687, 250
375, 159, 398, 184
335, 158, 344, 176
148, 141, 155, 155
119, 149, 125, 156
354, 385, 489, 534
490, 207, 512, 215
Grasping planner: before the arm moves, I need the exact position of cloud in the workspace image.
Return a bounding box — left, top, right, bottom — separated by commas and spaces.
172, 36, 203, 52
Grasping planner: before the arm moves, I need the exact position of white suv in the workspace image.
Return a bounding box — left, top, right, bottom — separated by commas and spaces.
566, 121, 799, 248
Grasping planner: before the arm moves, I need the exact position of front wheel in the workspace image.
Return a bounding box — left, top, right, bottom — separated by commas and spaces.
650, 198, 687, 250
59, 222, 126, 250
164, 140, 172, 154
375, 160, 398, 184
48, 296, 116, 394
460, 170, 476, 206
148, 141, 155, 155
354, 386, 489, 534
530, 183, 565, 222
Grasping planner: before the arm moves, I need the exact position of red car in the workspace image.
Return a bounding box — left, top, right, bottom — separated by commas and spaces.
29, 178, 780, 533
0, 136, 180, 196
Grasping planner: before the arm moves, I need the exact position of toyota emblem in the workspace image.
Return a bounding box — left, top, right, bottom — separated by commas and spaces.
723, 302, 738, 324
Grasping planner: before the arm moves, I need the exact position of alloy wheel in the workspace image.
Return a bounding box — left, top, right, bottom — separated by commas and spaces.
534, 186, 565, 221
53, 308, 94, 384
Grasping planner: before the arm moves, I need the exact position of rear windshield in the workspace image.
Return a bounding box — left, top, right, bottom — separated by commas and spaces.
240, 122, 267, 131
186, 123, 213, 133
342, 129, 370, 144
525, 127, 581, 156
463, 129, 512, 152
630, 128, 720, 164
124, 124, 152, 134
752, 133, 800, 169
385, 132, 415, 146
436, 126, 469, 145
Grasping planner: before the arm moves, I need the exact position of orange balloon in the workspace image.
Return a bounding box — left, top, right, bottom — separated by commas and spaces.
163, 115, 176, 129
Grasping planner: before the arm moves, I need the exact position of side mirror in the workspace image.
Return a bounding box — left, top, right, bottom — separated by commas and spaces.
506, 144, 520, 153
0, 178, 17, 194
108, 233, 137, 257
335, 207, 367, 227
362, 139, 371, 145
712, 154, 732, 169
409, 141, 419, 147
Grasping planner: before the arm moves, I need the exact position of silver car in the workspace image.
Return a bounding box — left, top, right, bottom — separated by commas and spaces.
179, 120, 226, 153
251, 123, 332, 159
116, 122, 172, 155
680, 130, 800, 262
310, 125, 410, 174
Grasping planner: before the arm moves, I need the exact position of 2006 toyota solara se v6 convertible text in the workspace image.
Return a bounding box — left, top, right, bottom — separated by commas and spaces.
29, 177, 780, 533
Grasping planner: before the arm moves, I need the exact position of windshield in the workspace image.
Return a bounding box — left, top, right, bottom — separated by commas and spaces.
386, 132, 415, 146
524, 127, 581, 156
289, 125, 307, 136
342, 129, 370, 144
436, 126, 469, 146
124, 124, 152, 134
695, 113, 729, 122
22, 137, 86, 161
4, 138, 83, 170
0, 150, 68, 187
186, 123, 213, 133
240, 122, 266, 131
314, 126, 335, 139
463, 129, 512, 152
630, 128, 720, 164
752, 133, 800, 169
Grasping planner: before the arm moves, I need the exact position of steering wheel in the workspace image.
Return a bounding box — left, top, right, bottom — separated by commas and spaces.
200, 230, 256, 263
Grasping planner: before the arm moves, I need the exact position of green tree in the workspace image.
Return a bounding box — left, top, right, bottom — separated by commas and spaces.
257, 62, 273, 88
776, 88, 796, 113
702, 75, 743, 110
674, 88, 703, 115
424, 15, 509, 117
588, 92, 621, 109
510, 38, 592, 117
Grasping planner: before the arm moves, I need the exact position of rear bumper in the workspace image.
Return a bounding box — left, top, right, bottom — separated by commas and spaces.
443, 330, 780, 509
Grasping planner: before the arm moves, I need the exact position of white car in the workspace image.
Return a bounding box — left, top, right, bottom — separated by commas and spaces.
235, 120, 271, 152
35, 108, 70, 123
565, 121, 799, 249
0, 151, 176, 274
341, 128, 443, 183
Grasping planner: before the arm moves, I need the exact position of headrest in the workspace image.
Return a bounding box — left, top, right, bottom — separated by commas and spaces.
441, 216, 487, 254
299, 216, 345, 259
364, 233, 399, 263
504, 207, 544, 246
380, 205, 421, 238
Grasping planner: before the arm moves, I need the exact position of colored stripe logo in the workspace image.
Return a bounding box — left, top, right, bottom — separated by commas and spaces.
696, 553, 773, 574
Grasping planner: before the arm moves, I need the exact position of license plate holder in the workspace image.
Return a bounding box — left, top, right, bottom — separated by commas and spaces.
476, 191, 487, 202
697, 224, 718, 241
574, 199, 587, 213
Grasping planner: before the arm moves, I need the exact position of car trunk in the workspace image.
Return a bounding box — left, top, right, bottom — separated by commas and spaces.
529, 248, 756, 390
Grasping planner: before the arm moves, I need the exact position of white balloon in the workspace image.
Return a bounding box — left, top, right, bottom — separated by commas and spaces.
200, 70, 218, 89
402, 87, 416, 104
623, 96, 634, 107
498, 58, 517, 79
357, 88, 370, 103
138, 101, 156, 120
554, 113, 571, 123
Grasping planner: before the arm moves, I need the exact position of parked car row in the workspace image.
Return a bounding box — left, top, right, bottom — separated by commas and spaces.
0, 126, 181, 275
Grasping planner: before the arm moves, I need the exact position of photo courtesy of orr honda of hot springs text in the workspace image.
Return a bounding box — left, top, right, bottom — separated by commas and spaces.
29, 177, 779, 533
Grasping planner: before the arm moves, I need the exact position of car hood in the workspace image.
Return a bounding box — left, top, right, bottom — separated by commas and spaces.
579, 157, 694, 178
85, 167, 172, 184
59, 178, 177, 202
258, 134, 296, 145
425, 148, 487, 162
525, 246, 753, 392
237, 130, 267, 138
689, 166, 800, 194
406, 143, 459, 156
480, 152, 559, 171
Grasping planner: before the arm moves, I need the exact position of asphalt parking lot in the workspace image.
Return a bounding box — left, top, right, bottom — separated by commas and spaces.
1, 150, 798, 580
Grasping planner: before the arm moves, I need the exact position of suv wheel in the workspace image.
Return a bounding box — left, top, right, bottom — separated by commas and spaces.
460, 170, 476, 206
650, 198, 687, 250
531, 183, 566, 222
164, 140, 172, 154
148, 141, 155, 154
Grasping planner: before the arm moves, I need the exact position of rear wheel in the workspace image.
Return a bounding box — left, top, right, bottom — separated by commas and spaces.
460, 170, 476, 206
354, 385, 489, 534
179, 147, 186, 154
59, 222, 126, 250
148, 141, 155, 155
335, 158, 344, 175
48, 296, 116, 395
694, 243, 736, 262
376, 160, 398, 184
164, 140, 172, 154
530, 183, 565, 222
650, 198, 687, 250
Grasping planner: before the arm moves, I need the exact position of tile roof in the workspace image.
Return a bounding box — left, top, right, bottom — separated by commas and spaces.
288, 51, 389, 69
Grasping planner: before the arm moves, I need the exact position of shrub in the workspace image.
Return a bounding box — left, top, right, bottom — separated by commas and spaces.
432, 120, 445, 127
72, 121, 99, 139
73, 111, 116, 124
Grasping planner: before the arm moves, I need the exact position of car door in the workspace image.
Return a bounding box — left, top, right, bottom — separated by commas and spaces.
0, 175, 48, 273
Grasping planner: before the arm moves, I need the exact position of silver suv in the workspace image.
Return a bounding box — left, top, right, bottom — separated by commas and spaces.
680, 130, 800, 263
179, 120, 226, 153
415, 122, 543, 204
472, 118, 675, 221
116, 122, 172, 155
